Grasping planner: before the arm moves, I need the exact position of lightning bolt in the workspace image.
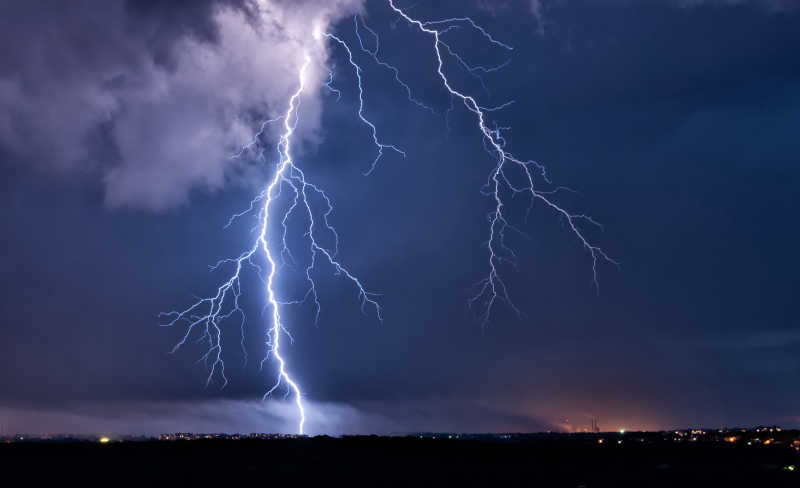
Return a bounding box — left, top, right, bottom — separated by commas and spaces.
162, 51, 382, 435
163, 0, 616, 435
387, 1, 618, 326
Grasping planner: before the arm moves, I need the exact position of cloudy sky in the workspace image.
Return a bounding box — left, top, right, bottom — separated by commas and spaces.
0, 0, 798, 435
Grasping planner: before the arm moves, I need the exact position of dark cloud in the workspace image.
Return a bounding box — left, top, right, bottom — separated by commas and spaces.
677, 0, 798, 10
510, 0, 800, 37
123, 0, 251, 66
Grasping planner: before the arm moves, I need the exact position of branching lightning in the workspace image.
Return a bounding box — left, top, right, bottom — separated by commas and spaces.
353, 16, 435, 114
323, 31, 406, 176
386, 1, 618, 326
162, 52, 382, 435
164, 0, 615, 435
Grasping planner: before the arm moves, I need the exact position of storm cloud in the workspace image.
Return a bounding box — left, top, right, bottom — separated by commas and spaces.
0, 0, 362, 211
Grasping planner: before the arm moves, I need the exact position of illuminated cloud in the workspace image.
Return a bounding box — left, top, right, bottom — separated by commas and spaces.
0, 0, 363, 212
0, 398, 549, 435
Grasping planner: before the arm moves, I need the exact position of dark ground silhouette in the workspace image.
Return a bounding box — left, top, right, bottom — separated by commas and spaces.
2, 434, 798, 487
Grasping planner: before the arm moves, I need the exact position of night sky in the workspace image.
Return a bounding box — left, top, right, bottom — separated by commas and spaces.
1, 0, 799, 435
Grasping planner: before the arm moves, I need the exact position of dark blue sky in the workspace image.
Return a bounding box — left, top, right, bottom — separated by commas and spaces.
0, 0, 798, 434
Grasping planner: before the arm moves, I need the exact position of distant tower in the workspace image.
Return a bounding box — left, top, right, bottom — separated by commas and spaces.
591, 416, 600, 433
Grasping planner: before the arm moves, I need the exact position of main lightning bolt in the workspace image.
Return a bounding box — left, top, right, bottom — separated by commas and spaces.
163, 1, 616, 436
162, 51, 382, 435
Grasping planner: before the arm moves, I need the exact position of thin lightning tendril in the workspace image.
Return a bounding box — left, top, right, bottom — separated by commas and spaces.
353, 16, 435, 114
323, 69, 342, 101
324, 32, 406, 176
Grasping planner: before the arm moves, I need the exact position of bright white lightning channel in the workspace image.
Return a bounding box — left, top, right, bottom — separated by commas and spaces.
162, 51, 382, 435
164, 1, 616, 436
